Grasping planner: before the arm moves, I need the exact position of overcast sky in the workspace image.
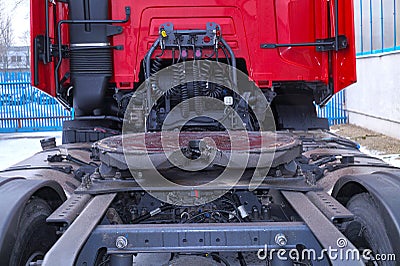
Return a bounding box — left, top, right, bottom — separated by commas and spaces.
5, 0, 30, 46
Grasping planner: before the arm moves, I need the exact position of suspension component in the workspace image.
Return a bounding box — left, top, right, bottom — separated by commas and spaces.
150, 56, 163, 98
193, 60, 203, 115
142, 22, 238, 131
179, 63, 189, 118
209, 64, 225, 99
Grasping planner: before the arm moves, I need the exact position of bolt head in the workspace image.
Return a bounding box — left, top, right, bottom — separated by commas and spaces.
274, 233, 287, 247
115, 236, 128, 249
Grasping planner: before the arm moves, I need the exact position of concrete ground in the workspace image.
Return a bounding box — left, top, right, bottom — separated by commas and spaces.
0, 131, 62, 170
0, 124, 399, 170
331, 124, 400, 167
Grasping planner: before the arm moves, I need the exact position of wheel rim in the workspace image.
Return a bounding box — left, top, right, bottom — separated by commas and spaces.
25, 251, 45, 266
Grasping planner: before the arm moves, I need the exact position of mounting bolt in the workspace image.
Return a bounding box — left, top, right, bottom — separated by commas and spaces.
274, 233, 287, 247
91, 168, 101, 179
115, 236, 128, 249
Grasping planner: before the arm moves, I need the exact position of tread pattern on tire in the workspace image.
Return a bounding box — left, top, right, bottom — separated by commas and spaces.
9, 198, 58, 266
346, 193, 395, 266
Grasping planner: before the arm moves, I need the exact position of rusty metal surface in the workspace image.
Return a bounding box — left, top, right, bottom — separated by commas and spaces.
282, 191, 364, 266
47, 193, 93, 225
306, 191, 354, 222
75, 176, 322, 194
0, 143, 92, 195
95, 131, 302, 172
290, 130, 400, 192
97, 131, 299, 154
1, 129, 398, 196
42, 193, 116, 266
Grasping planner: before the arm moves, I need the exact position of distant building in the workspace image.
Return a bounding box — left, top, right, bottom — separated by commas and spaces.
0, 46, 30, 72
345, 1, 400, 139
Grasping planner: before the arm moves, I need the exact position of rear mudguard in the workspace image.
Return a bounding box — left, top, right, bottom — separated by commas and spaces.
332, 171, 400, 256
0, 177, 66, 265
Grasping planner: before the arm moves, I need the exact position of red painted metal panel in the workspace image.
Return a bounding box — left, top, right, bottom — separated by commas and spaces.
31, 0, 356, 96
30, 0, 70, 96
332, 0, 357, 93
111, 0, 355, 91
30, 0, 55, 96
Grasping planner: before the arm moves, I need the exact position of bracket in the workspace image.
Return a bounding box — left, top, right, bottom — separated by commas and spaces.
260, 35, 348, 52
159, 22, 221, 48
106, 25, 124, 37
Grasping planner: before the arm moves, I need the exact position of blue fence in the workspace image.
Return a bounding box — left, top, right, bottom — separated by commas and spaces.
355, 0, 400, 56
317, 90, 347, 126
0, 72, 72, 132
0, 72, 346, 132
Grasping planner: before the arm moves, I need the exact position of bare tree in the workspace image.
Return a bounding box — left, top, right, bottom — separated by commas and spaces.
0, 0, 29, 72
0, 1, 14, 72
16, 30, 31, 70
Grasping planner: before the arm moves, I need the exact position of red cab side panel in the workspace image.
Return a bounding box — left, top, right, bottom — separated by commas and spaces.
332, 0, 357, 93
31, 0, 70, 97
30, 0, 55, 96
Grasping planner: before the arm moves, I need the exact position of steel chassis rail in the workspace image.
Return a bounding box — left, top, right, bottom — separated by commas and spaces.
76, 222, 329, 265
42, 191, 365, 266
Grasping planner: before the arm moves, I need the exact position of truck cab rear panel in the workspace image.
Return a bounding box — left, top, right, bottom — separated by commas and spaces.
31, 0, 356, 97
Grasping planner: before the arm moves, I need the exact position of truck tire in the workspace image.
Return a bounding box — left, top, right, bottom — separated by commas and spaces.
9, 198, 58, 266
345, 193, 395, 266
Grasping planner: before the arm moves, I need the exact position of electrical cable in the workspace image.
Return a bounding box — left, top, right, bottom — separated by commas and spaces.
237, 252, 247, 266
131, 205, 173, 224
184, 210, 242, 223
209, 253, 231, 266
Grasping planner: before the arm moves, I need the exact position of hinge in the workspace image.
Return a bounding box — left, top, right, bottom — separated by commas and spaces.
106, 25, 124, 37
34, 35, 46, 62
316, 35, 348, 52
33, 35, 46, 86
260, 35, 348, 52
51, 44, 69, 58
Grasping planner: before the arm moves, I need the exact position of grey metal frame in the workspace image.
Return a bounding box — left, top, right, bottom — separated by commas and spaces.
41, 190, 366, 266
76, 222, 328, 265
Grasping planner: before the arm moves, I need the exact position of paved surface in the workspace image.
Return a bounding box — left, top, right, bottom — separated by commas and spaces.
331, 124, 400, 154
0, 131, 62, 170
331, 124, 400, 167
